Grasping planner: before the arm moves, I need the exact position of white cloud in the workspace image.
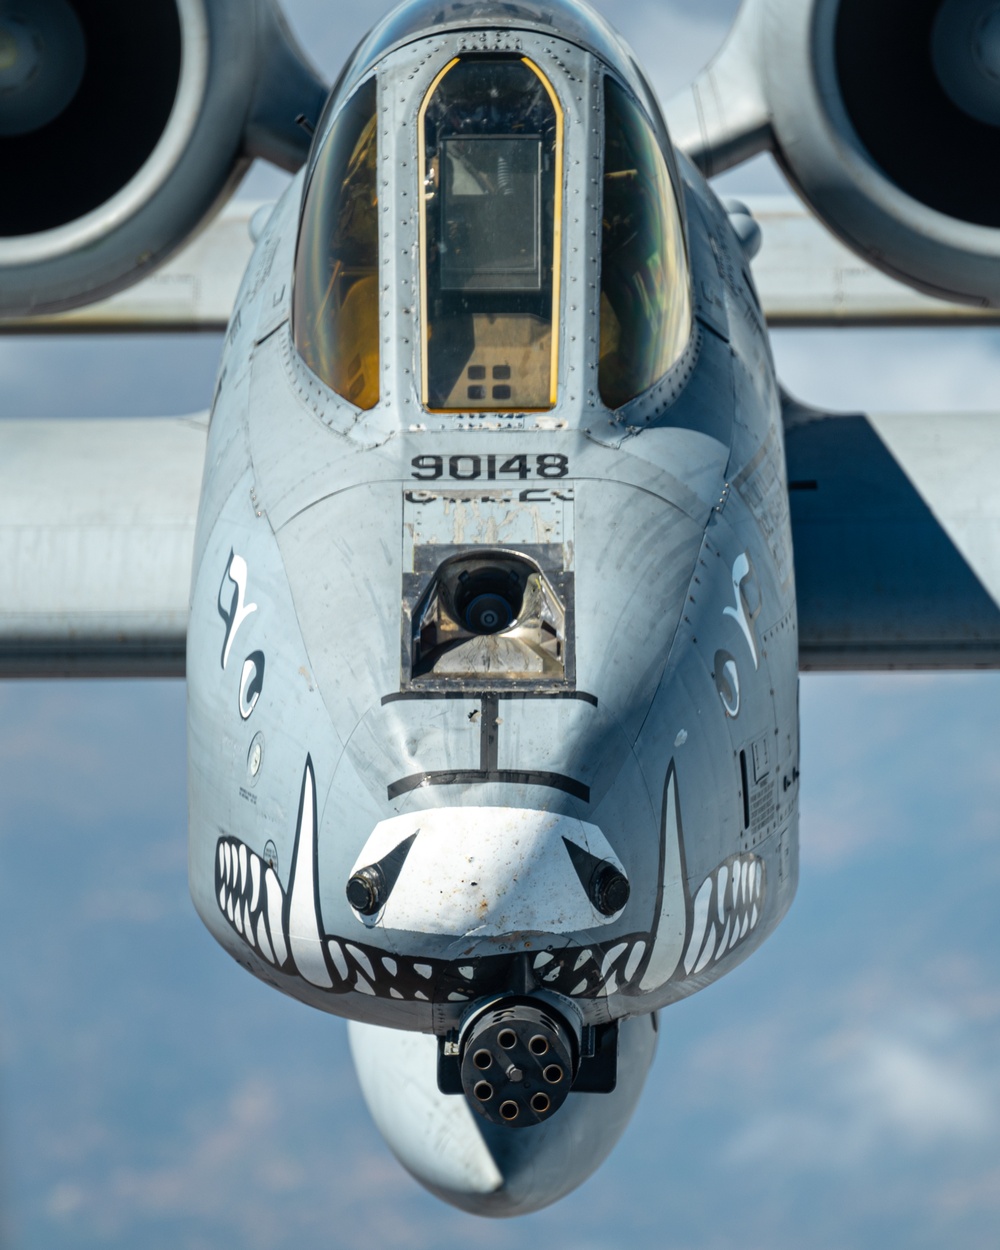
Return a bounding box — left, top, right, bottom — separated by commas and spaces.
934, 1164, 1000, 1216
796, 673, 1000, 871
44, 1078, 319, 1245
722, 1005, 999, 1173
846, 1032, 991, 1143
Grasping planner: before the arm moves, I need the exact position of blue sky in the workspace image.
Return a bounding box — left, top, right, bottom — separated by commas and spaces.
2, 1, 1000, 1246
2, 675, 998, 1249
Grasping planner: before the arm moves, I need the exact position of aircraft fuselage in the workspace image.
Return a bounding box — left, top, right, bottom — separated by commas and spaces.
186, 0, 799, 1117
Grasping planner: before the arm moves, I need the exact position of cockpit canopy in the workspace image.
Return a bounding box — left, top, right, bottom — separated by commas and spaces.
599, 76, 691, 410
292, 11, 692, 417
293, 77, 379, 411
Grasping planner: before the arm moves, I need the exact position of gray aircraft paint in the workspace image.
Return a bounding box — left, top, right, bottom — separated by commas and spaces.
186, 5, 801, 1057
8, 0, 1000, 1223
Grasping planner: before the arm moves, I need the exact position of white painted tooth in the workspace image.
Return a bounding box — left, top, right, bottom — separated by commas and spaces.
415, 990, 429, 1001
238, 843, 247, 895
754, 861, 762, 899
684, 878, 713, 974
718, 917, 732, 954
574, 949, 592, 972
414, 963, 433, 979
382, 957, 398, 977
624, 941, 646, 982
227, 894, 235, 922
243, 901, 252, 938
256, 914, 275, 964
448, 992, 468, 1002
543, 966, 561, 983
600, 942, 628, 980
639, 766, 687, 993
570, 979, 588, 995
533, 952, 554, 969
459, 966, 474, 980
346, 944, 375, 981
751, 903, 759, 929
390, 988, 403, 999
356, 975, 376, 996
694, 924, 718, 974
218, 883, 226, 912
250, 854, 261, 913
224, 841, 232, 884
218, 843, 225, 878
287, 760, 333, 989
327, 940, 348, 981
740, 911, 750, 939
741, 860, 750, 903
264, 867, 288, 967
604, 972, 619, 995
234, 900, 243, 933
716, 865, 729, 918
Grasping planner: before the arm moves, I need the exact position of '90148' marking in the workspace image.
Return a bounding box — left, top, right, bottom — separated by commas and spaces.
411, 453, 569, 481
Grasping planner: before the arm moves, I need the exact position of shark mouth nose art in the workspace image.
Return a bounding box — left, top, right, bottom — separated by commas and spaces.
682, 854, 765, 976
215, 756, 769, 1005
216, 835, 288, 970
212, 755, 652, 1003
345, 808, 628, 937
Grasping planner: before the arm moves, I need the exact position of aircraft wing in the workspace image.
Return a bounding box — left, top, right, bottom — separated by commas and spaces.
786, 396, 1000, 670
2, 404, 998, 676
748, 200, 1000, 328
0, 202, 261, 335
3, 198, 998, 334
0, 417, 207, 677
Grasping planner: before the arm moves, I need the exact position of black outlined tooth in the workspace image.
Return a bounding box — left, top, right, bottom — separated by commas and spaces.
682, 854, 765, 976
215, 837, 290, 972
526, 937, 649, 999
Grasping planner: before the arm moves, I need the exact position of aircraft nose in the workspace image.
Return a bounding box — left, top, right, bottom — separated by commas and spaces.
345, 807, 628, 938
348, 1011, 659, 1217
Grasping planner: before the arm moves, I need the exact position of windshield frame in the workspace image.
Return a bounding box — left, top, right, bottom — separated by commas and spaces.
417, 53, 565, 414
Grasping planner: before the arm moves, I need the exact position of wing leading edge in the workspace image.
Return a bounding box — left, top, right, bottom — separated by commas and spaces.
3, 407, 999, 676
4, 199, 997, 333
786, 396, 1000, 670
0, 417, 207, 677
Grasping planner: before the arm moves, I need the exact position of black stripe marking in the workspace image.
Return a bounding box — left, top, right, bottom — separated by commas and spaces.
387, 770, 590, 802
381, 689, 598, 706
481, 692, 500, 771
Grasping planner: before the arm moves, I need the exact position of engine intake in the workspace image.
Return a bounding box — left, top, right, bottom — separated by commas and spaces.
666, 0, 1000, 306
1, 0, 183, 236
835, 0, 1000, 230
0, 0, 327, 316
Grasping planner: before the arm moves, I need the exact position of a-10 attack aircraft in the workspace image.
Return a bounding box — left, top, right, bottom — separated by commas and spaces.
3, 0, 1000, 1218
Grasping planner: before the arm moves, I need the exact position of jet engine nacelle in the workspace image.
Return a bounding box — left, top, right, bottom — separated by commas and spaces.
667, 0, 1000, 307
0, 0, 327, 316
